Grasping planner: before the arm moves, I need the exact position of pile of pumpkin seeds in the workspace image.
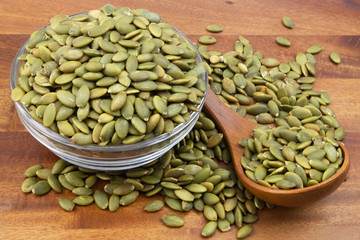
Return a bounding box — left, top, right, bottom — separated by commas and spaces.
197, 31, 345, 189
22, 112, 271, 238
11, 4, 207, 146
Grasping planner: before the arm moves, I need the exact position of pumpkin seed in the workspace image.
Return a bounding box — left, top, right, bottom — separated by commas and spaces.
322, 166, 337, 181
72, 187, 93, 196
237, 225, 253, 239
162, 213, 184, 228
144, 200, 164, 212
201, 221, 217, 237
276, 37, 291, 47
73, 195, 94, 206
120, 191, 139, 206
113, 183, 135, 195
109, 195, 120, 212
206, 25, 223, 33
282, 16, 294, 29
21, 177, 37, 193
329, 51, 341, 64
59, 198, 75, 211
65, 172, 84, 187
25, 164, 43, 177
32, 180, 51, 195
199, 36, 217, 45
48, 175, 63, 193
307, 45, 323, 54
204, 205, 218, 221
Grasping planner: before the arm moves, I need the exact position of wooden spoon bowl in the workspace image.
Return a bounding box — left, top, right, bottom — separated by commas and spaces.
204, 87, 350, 207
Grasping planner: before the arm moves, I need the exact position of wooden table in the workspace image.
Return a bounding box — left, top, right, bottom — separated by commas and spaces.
1, 0, 359, 239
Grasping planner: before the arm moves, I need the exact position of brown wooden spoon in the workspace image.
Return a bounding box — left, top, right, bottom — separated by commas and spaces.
204, 87, 350, 207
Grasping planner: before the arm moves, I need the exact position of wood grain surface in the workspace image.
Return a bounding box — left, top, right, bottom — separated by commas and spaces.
1, 0, 360, 239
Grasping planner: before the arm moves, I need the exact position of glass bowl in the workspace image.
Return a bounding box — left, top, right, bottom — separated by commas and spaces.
10, 14, 208, 171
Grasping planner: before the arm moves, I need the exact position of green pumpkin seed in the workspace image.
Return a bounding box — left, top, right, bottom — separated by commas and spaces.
282, 16, 294, 29
217, 219, 231, 232
206, 25, 223, 33
161, 181, 182, 190
335, 127, 345, 141
165, 197, 183, 211
32, 180, 51, 195
93, 190, 108, 209
207, 133, 223, 148
214, 202, 226, 219
204, 205, 218, 221
284, 172, 303, 188
72, 187, 93, 196
24, 164, 43, 177
261, 58, 280, 67
309, 159, 328, 171
290, 107, 312, 119
108, 195, 120, 212
199, 36, 217, 45
65, 172, 84, 187
276, 37, 291, 47
275, 179, 296, 189
174, 189, 195, 202
254, 164, 267, 181
153, 95, 168, 115
307, 45, 323, 54
148, 23, 162, 37
42, 103, 56, 127
162, 213, 184, 228
120, 191, 139, 206
51, 159, 68, 175
201, 221, 217, 237
58, 174, 75, 191
47, 175, 63, 193
58, 197, 76, 212
330, 52, 341, 64
11, 86, 26, 102
203, 192, 220, 205
21, 177, 37, 193
237, 225, 253, 239
73, 195, 94, 206
144, 200, 164, 212
322, 166, 337, 181
113, 183, 135, 195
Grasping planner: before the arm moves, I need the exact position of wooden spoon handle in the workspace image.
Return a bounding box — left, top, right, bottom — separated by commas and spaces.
203, 87, 258, 165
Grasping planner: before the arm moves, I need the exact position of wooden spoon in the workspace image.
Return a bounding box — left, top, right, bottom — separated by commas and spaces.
204, 87, 350, 207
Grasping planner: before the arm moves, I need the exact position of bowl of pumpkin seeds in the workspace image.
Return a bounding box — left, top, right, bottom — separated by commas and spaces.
10, 6, 208, 171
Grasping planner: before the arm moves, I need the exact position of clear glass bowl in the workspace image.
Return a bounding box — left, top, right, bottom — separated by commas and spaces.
10, 16, 208, 171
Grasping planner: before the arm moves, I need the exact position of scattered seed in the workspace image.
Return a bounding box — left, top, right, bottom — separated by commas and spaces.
162, 213, 184, 228
330, 51, 341, 64
237, 225, 253, 239
206, 25, 223, 33
59, 198, 75, 211
307, 45, 323, 54
276, 37, 291, 47
282, 16, 294, 29
199, 36, 217, 45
